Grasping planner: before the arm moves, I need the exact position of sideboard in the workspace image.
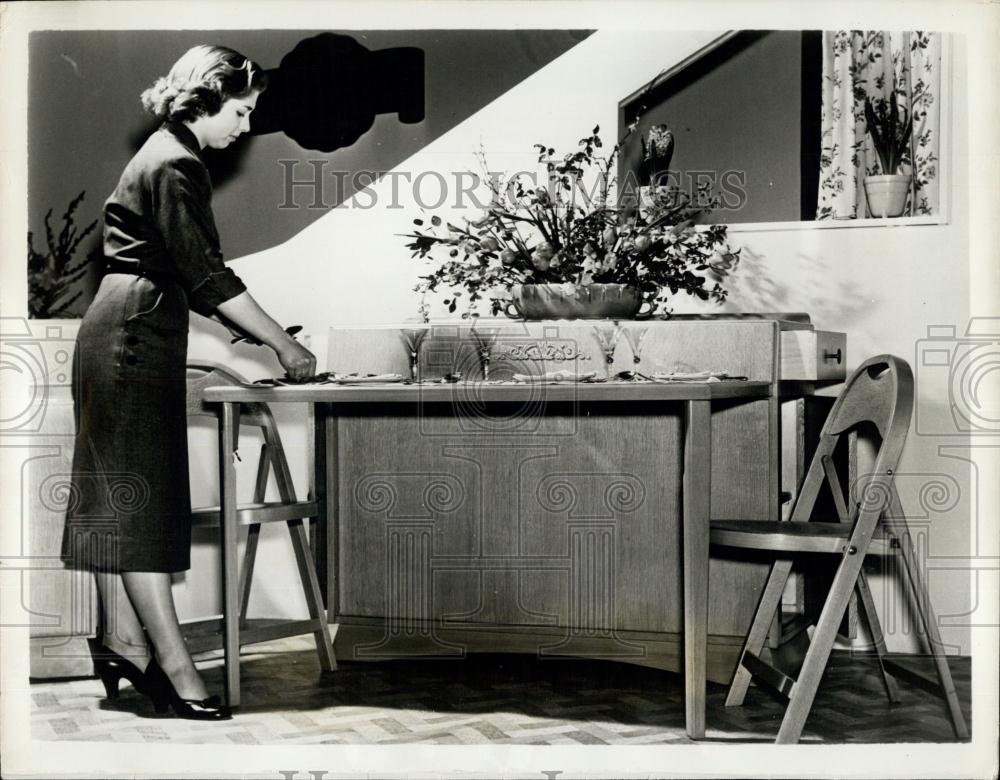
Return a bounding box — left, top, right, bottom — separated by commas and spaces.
319, 315, 846, 683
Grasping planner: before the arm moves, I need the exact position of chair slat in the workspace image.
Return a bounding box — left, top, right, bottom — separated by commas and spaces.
711, 521, 850, 554
741, 651, 795, 698
191, 500, 319, 526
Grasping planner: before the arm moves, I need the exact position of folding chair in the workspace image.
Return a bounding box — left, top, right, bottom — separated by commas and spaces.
183, 362, 335, 707
710, 354, 968, 743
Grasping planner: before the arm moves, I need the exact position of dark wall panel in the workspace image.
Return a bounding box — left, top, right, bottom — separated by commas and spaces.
28, 29, 591, 316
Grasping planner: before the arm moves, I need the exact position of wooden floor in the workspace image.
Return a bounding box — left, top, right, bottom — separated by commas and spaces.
30, 636, 971, 745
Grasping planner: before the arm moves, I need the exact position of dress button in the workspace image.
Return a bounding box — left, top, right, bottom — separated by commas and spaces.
125, 355, 138, 366
126, 335, 140, 346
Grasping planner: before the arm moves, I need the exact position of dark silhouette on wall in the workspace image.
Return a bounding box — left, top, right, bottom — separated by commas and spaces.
251, 33, 425, 152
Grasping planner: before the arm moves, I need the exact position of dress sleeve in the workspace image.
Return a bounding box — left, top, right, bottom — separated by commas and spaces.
151, 155, 247, 316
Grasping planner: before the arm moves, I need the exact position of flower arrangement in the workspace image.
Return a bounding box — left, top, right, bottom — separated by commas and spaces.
403, 124, 740, 319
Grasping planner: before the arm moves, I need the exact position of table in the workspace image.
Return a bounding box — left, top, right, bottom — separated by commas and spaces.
203, 379, 772, 738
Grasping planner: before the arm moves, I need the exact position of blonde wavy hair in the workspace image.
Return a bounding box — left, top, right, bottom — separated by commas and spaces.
140, 45, 268, 122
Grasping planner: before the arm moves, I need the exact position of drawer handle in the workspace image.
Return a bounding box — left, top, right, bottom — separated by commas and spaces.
823, 348, 843, 364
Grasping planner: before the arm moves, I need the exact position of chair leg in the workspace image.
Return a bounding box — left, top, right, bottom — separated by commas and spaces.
238, 525, 261, 630
855, 570, 901, 703
219, 402, 242, 707
776, 550, 865, 744
726, 558, 793, 707
287, 518, 337, 671
891, 519, 970, 739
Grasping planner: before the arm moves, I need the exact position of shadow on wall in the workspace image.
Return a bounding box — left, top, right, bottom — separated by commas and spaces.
252, 32, 424, 152
130, 33, 425, 185
724, 244, 871, 328
252, 33, 424, 152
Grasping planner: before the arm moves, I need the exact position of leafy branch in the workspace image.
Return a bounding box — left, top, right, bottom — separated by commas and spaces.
402, 68, 739, 319
28, 192, 98, 318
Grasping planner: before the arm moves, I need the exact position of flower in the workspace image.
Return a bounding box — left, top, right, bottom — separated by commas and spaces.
403, 124, 740, 318
531, 245, 552, 271
646, 124, 674, 160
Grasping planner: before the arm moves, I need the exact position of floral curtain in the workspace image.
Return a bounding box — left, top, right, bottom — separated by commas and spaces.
816, 31, 941, 220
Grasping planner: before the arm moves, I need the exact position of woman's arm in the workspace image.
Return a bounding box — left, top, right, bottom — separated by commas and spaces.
148, 156, 315, 379
216, 291, 316, 379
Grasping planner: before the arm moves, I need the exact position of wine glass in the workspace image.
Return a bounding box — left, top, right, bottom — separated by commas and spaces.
621, 325, 650, 376
399, 325, 431, 382
469, 323, 502, 382
591, 322, 623, 380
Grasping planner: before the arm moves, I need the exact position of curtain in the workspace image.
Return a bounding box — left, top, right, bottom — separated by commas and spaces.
816, 31, 941, 220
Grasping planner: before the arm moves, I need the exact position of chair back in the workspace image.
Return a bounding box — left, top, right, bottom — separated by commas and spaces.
186, 362, 271, 427
823, 355, 913, 441
789, 355, 914, 525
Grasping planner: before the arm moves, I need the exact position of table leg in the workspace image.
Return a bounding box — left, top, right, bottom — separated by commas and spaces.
310, 403, 328, 596
219, 401, 241, 707
683, 399, 712, 739
317, 404, 339, 630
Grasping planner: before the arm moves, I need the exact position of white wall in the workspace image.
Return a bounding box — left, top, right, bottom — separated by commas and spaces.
183, 29, 980, 653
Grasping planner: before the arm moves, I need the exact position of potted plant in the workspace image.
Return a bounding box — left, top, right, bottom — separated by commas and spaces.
403, 125, 739, 320
637, 123, 675, 217
863, 93, 913, 218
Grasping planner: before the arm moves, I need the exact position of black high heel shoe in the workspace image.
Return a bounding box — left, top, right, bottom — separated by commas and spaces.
143, 659, 232, 721
88, 638, 151, 700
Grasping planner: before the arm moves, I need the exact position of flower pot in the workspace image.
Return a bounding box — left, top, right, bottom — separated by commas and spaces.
503, 283, 653, 320
864, 174, 911, 218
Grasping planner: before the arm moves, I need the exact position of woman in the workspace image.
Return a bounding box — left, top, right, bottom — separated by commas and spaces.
62, 45, 315, 720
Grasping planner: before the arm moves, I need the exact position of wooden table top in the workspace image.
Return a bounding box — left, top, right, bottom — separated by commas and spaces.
202, 379, 772, 405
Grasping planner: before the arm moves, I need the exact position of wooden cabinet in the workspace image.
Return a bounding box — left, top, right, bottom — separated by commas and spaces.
325, 317, 846, 682
0, 318, 99, 679
25, 383, 99, 678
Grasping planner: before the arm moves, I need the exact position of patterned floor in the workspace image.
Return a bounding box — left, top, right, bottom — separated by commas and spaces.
31, 636, 971, 745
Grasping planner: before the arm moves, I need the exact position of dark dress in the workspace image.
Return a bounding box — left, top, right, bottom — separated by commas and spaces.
62, 121, 247, 573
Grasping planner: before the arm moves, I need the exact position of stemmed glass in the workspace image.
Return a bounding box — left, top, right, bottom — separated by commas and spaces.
591, 322, 623, 380
469, 324, 502, 382
399, 325, 431, 382
621, 325, 650, 377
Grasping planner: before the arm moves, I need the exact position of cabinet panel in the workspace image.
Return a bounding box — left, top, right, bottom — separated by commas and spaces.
336, 402, 771, 639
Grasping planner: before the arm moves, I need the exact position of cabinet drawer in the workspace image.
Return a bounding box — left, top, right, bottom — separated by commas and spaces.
780, 329, 846, 381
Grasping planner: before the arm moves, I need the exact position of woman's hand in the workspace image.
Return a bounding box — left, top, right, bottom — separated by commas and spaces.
275, 337, 316, 381
215, 292, 317, 379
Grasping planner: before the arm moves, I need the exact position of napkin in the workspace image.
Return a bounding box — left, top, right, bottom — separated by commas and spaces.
511, 370, 599, 383
332, 373, 405, 384
644, 370, 746, 383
